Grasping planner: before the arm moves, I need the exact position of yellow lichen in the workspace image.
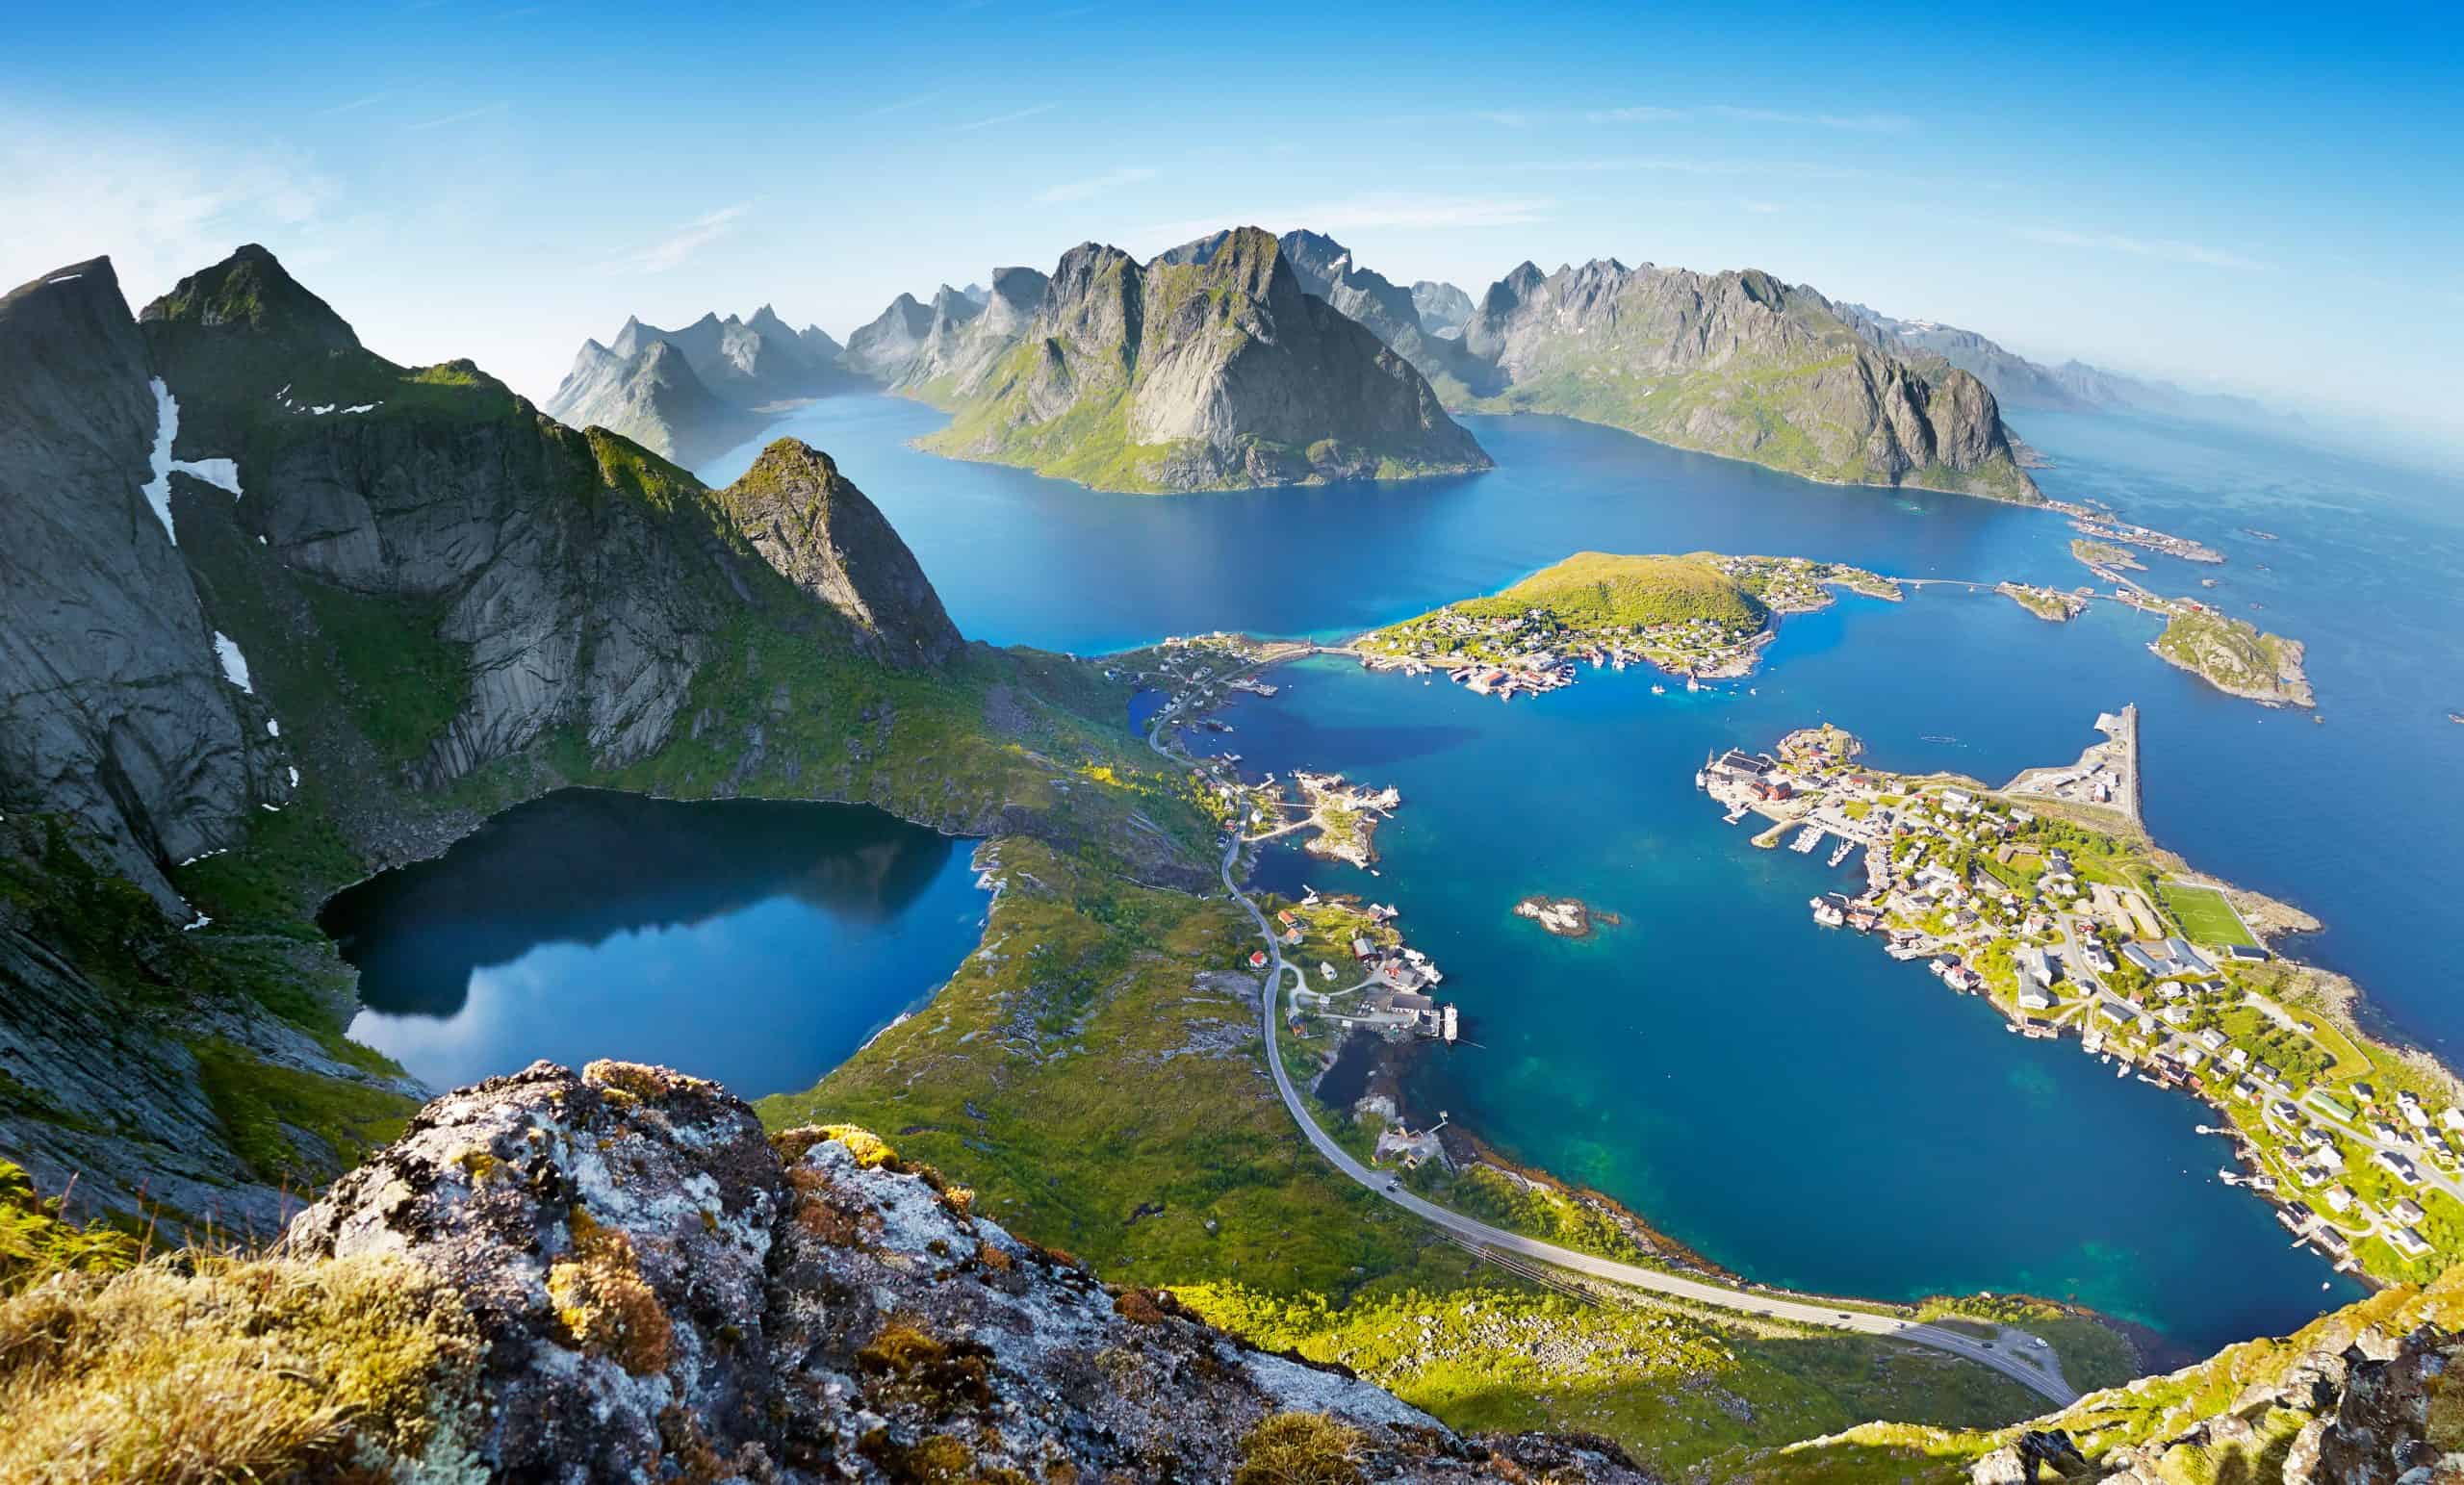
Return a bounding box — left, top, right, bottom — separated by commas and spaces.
547, 1206, 672, 1376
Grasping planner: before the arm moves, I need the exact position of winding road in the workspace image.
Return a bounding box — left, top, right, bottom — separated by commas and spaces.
1144, 665, 2079, 1408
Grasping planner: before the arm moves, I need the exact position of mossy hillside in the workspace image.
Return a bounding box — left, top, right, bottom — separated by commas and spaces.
188, 1037, 414, 1188
1451, 551, 1770, 630
1726, 1267, 2464, 1484
2152, 606, 2308, 702
1, 1159, 142, 1288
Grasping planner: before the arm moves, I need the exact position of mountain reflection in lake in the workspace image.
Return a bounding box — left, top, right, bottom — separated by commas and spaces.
325, 790, 986, 1098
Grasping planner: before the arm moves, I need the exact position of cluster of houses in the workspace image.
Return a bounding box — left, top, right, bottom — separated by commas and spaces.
1370, 598, 1769, 691
1710, 725, 2460, 1276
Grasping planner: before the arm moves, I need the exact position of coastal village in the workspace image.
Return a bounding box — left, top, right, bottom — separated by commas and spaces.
1358, 551, 1902, 697
1698, 710, 2464, 1286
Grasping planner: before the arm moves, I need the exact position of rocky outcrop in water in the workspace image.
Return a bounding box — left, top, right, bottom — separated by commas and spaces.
284, 1059, 1653, 1482
898, 226, 1490, 491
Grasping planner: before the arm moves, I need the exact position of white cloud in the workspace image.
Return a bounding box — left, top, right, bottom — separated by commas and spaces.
406, 102, 510, 131
954, 103, 1058, 133
2014, 224, 2266, 271
610, 205, 751, 274
1038, 166, 1157, 204
1704, 104, 1911, 133
0, 118, 334, 305
1585, 105, 1681, 123
1476, 110, 1534, 128
863, 90, 944, 117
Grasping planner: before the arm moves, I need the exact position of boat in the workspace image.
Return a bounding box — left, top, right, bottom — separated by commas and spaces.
2117, 1063, 2129, 1078
1827, 838, 1856, 867
1653, 684, 1667, 695
1810, 897, 1845, 927
1685, 676, 1701, 692
1442, 1005, 1458, 1044
1722, 805, 1749, 825
1791, 826, 1823, 853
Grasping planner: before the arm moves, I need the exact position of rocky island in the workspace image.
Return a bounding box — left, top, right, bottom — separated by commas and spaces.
2146, 601, 2315, 707
1515, 894, 1617, 938
1997, 580, 2091, 622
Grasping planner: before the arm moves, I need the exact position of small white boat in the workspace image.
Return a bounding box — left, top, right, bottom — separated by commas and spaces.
1652, 684, 1667, 695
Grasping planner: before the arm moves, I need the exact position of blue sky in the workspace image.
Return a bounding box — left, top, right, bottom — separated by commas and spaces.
6, 0, 2459, 451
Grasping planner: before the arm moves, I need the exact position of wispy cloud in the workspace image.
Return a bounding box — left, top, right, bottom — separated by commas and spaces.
1475, 110, 1533, 128
1581, 102, 1911, 132
0, 117, 334, 302
321, 91, 391, 115
610, 204, 751, 274
1704, 103, 1911, 133
2014, 224, 2266, 270
1038, 166, 1157, 204
953, 102, 1057, 133
406, 102, 509, 131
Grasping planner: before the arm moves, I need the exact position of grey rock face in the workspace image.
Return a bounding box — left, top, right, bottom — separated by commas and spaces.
841, 292, 937, 380
0, 258, 274, 910
287, 1061, 1656, 1483
1456, 258, 2037, 498
716, 440, 964, 670
544, 336, 765, 465
920, 226, 1491, 491
550, 304, 846, 462
1412, 278, 1476, 334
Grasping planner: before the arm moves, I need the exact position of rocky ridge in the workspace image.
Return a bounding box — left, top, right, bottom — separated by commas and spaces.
280, 1059, 1654, 1482
872, 226, 1491, 492
547, 303, 851, 465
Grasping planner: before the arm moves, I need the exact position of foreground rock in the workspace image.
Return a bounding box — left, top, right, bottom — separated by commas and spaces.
288, 1061, 1655, 1482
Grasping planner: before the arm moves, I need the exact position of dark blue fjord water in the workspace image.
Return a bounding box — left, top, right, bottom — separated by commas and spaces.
330, 395, 2460, 1353
327, 791, 987, 1099
701, 397, 2464, 1352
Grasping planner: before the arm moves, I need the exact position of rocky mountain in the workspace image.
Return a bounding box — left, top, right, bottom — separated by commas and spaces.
233, 1061, 1651, 1481
715, 441, 962, 669
1452, 259, 2040, 500
1838, 300, 2290, 433
840, 291, 935, 379
1413, 278, 1476, 335
547, 303, 848, 465
879, 227, 1490, 492
0, 243, 1192, 1234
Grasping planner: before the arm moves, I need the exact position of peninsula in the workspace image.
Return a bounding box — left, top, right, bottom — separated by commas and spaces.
1700, 713, 2454, 1286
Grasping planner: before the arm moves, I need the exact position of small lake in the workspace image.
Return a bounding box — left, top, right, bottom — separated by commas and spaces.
326, 790, 988, 1099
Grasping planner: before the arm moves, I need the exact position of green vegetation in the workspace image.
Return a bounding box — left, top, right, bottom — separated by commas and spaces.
1458, 552, 1766, 629
1, 1160, 141, 1289
2151, 880, 2258, 948
189, 1037, 416, 1186
1732, 1267, 2464, 1483
2068, 537, 2142, 571
1235, 1412, 1364, 1485
2151, 605, 2312, 705
0, 1245, 482, 1482
1912, 1296, 2138, 1395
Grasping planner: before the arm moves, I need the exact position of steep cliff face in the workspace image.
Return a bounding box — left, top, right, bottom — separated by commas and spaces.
1457, 259, 2039, 500
913, 227, 1491, 492
1836, 302, 2096, 414
715, 440, 963, 669
1413, 278, 1476, 334
892, 269, 1050, 393
0, 259, 284, 912
276, 1060, 1653, 1482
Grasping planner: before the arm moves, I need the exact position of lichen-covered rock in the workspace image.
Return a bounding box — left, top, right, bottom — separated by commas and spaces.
288, 1061, 1655, 1482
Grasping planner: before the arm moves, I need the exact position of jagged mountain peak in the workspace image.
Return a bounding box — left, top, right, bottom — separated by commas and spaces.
717, 439, 963, 669
140, 243, 360, 354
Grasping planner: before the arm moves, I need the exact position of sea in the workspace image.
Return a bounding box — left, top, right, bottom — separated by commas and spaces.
327, 392, 2464, 1355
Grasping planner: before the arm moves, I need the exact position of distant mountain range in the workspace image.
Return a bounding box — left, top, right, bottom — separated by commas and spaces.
546, 305, 853, 466
847, 227, 1491, 493
1836, 302, 2287, 428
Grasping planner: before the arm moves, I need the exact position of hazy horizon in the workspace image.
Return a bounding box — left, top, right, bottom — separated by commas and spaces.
7, 0, 2458, 461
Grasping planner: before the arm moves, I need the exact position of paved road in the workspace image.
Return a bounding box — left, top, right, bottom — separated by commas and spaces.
1148, 653, 2078, 1408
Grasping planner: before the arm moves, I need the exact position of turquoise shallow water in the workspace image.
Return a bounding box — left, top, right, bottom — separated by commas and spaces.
705, 397, 2464, 1349
331, 394, 2460, 1352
